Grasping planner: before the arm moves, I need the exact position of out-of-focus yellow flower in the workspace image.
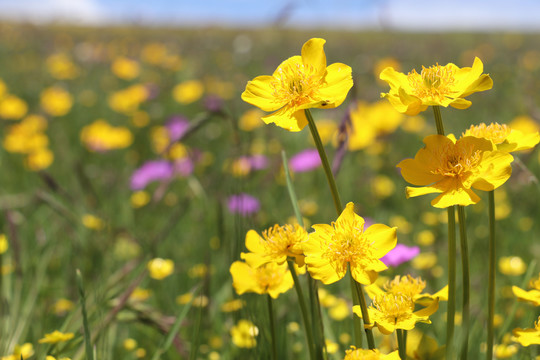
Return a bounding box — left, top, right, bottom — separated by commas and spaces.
239, 109, 265, 132
374, 57, 401, 82
129, 287, 151, 302
188, 263, 211, 278
493, 344, 519, 358
304, 202, 396, 285
230, 320, 258, 348
131, 110, 150, 128
46, 53, 80, 80
402, 115, 427, 134
354, 292, 439, 335
135, 348, 146, 358
411, 252, 438, 270
150, 126, 169, 154
9, 343, 34, 360
380, 57, 492, 115
40, 87, 73, 117
111, 57, 140, 80
241, 224, 308, 267
176, 292, 193, 305
81, 214, 104, 230
371, 175, 396, 199
141, 43, 168, 65
108, 84, 148, 114
25, 148, 54, 171
312, 119, 337, 145
499, 256, 526, 276
205, 77, 234, 100
344, 346, 400, 359
46, 356, 71, 360
510, 115, 540, 135
512, 273, 540, 306
131, 191, 150, 208
80, 119, 133, 152
512, 317, 540, 346
416, 229, 435, 246
147, 258, 174, 280
123, 338, 137, 351
406, 330, 445, 359
398, 135, 513, 208
0, 79, 6, 98
325, 340, 339, 354
389, 215, 412, 234
328, 298, 350, 320
0, 94, 28, 120
463, 122, 539, 153
39, 330, 74, 344
52, 298, 74, 316
0, 234, 8, 254
173, 80, 204, 105
241, 38, 353, 132
221, 299, 245, 312
230, 260, 294, 299
348, 100, 404, 151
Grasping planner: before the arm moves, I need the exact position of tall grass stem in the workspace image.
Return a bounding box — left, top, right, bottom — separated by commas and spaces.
267, 295, 278, 360
486, 190, 495, 360
76, 269, 95, 360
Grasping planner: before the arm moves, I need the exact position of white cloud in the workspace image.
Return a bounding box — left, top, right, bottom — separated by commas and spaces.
0, 0, 107, 24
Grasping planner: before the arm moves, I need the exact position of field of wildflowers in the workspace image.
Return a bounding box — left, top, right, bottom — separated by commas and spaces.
0, 23, 539, 360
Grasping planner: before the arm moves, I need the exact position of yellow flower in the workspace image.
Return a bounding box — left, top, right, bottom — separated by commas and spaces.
81, 214, 104, 230
239, 109, 265, 132
46, 53, 80, 80
463, 122, 539, 153
0, 94, 28, 120
123, 338, 137, 351
366, 275, 448, 306
241, 38, 353, 132
380, 57, 492, 115
129, 287, 151, 302
52, 298, 74, 315
241, 224, 308, 267
40, 87, 73, 117
343, 346, 400, 359
329, 298, 350, 321
108, 84, 148, 114
347, 100, 404, 151
230, 260, 294, 299
512, 273, 540, 306
25, 148, 54, 171
80, 119, 133, 152
111, 57, 140, 80
38, 330, 75, 344
0, 234, 8, 254
230, 320, 258, 348
493, 344, 518, 358
11, 343, 34, 359
172, 80, 204, 105
303, 202, 397, 285
512, 317, 540, 346
131, 191, 150, 208
397, 134, 513, 208
353, 292, 439, 335
220, 299, 245, 312
147, 258, 174, 280
499, 256, 527, 276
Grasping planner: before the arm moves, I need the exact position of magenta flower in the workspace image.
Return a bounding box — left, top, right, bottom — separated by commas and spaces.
166, 116, 190, 142
289, 149, 321, 172
130, 160, 174, 190
227, 194, 260, 216
380, 243, 420, 267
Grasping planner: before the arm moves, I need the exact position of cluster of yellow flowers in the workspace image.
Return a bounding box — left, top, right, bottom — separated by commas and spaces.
238, 37, 540, 359
0, 78, 28, 120
3, 114, 54, 171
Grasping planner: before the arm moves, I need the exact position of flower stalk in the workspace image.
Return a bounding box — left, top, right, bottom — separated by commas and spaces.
457, 205, 470, 360
486, 190, 495, 360
397, 329, 407, 360
267, 295, 278, 360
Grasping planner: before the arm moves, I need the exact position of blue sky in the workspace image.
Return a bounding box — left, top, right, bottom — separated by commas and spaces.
1, 0, 540, 31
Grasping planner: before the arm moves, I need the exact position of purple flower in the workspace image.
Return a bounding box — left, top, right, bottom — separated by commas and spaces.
227, 193, 260, 216
166, 116, 190, 142
248, 155, 269, 170
204, 95, 223, 112
380, 244, 420, 267
174, 157, 194, 177
130, 160, 174, 190
289, 149, 321, 172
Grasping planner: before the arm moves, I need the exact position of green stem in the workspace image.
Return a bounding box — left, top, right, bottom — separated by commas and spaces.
350, 273, 375, 349
281, 150, 304, 226
458, 206, 470, 360
76, 269, 95, 360
432, 105, 445, 135
447, 206, 457, 360
267, 295, 278, 360
288, 260, 316, 360
487, 190, 495, 360
349, 274, 363, 348
305, 109, 342, 214
397, 329, 407, 360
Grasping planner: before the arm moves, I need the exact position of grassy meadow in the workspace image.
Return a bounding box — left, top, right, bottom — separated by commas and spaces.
0, 22, 539, 359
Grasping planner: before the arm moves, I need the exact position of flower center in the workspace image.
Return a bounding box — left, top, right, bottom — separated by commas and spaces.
372, 293, 414, 324
463, 122, 511, 144
322, 220, 373, 276
344, 347, 381, 360
431, 143, 481, 180
262, 224, 306, 259
255, 263, 286, 289
408, 64, 456, 101
384, 275, 426, 298
271, 62, 323, 108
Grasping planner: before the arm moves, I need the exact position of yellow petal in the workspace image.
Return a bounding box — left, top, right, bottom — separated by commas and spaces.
472, 151, 513, 191
406, 185, 443, 199
430, 185, 480, 208
449, 97, 472, 110
414, 298, 439, 317
230, 261, 262, 295
245, 230, 264, 253
364, 224, 397, 258
241, 75, 286, 112
301, 38, 327, 75
262, 107, 308, 132
398, 158, 444, 186
379, 67, 410, 92
316, 63, 353, 108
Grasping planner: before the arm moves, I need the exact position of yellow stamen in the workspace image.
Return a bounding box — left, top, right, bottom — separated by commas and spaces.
408, 64, 456, 101
261, 224, 306, 259
463, 122, 512, 144
271, 62, 323, 108
431, 143, 482, 179
384, 275, 426, 298
372, 293, 414, 324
